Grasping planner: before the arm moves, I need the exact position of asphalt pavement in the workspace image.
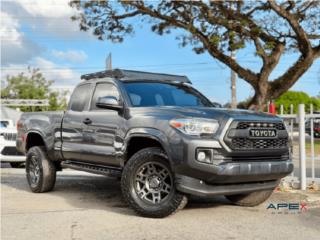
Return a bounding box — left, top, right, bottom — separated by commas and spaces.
1, 166, 320, 240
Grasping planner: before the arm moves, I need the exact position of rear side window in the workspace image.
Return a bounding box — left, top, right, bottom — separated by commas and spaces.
69, 84, 91, 112
91, 83, 120, 110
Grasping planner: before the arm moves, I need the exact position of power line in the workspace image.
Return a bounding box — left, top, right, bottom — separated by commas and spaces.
1, 65, 318, 74
2, 58, 273, 71
0, 62, 225, 70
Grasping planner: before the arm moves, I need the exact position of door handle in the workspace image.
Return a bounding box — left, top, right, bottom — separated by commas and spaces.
83, 118, 92, 125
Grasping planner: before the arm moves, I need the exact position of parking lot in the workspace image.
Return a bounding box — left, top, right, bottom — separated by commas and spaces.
1, 165, 320, 240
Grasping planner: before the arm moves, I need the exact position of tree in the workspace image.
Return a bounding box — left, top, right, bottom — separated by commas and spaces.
70, 0, 320, 110
1, 68, 67, 112
275, 91, 320, 114
237, 97, 252, 110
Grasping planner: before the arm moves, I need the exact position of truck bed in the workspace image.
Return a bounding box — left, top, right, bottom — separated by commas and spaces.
16, 111, 64, 155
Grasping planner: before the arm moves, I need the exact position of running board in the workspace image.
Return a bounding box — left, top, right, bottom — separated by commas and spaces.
61, 161, 122, 177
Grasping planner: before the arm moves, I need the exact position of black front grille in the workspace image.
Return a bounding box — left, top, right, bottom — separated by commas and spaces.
237, 121, 285, 130
3, 133, 17, 141
1, 147, 23, 156
231, 137, 288, 150
225, 121, 288, 151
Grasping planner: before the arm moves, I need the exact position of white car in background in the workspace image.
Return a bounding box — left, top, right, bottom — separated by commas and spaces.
0, 119, 25, 167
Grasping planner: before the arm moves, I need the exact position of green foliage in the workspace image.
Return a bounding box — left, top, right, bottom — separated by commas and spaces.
255, 49, 265, 57
48, 91, 68, 111
209, 34, 220, 46
237, 98, 252, 109
264, 41, 275, 50
251, 27, 262, 35
240, 19, 249, 27
1, 68, 67, 112
275, 91, 320, 114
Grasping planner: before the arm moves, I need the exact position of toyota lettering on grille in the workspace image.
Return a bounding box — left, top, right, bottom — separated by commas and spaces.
249, 128, 277, 138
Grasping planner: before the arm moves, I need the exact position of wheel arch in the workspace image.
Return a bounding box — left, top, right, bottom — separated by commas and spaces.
25, 130, 47, 152
123, 128, 172, 167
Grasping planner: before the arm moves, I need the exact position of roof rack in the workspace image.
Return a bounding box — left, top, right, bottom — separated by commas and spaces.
80, 68, 192, 84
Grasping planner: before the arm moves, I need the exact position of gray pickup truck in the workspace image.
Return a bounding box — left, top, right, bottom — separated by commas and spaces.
17, 69, 293, 218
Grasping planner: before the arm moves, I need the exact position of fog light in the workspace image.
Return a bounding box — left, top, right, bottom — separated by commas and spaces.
196, 149, 213, 164
197, 151, 206, 162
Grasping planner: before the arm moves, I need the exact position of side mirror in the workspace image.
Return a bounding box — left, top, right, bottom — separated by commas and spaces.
96, 96, 123, 110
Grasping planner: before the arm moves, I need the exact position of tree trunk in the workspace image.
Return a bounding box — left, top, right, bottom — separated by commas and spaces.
248, 94, 268, 112
247, 80, 270, 112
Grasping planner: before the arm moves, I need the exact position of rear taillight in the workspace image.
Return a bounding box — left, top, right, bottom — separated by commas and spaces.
17, 120, 22, 131
17, 120, 25, 142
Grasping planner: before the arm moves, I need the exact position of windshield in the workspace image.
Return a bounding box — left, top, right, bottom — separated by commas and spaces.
124, 82, 212, 107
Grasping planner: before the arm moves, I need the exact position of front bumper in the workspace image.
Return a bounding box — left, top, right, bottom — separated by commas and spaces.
171, 136, 293, 183
204, 160, 293, 183
167, 119, 293, 196
176, 175, 279, 197
175, 160, 292, 197
0, 154, 25, 162
0, 141, 26, 163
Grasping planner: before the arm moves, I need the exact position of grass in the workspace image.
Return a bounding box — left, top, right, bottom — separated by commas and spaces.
305, 139, 320, 156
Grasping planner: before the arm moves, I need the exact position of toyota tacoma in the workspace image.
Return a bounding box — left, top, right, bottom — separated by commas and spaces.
16, 69, 293, 218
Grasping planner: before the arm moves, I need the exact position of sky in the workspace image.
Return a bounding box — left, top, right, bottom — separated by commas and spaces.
1, 0, 319, 104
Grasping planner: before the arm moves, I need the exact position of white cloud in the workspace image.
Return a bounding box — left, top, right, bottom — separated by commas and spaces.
15, 0, 76, 18
0, 11, 42, 65
1, 1, 90, 79
0, 11, 21, 45
33, 57, 80, 85
5, 0, 91, 39
51, 50, 87, 63
1, 58, 80, 86
2, 0, 93, 45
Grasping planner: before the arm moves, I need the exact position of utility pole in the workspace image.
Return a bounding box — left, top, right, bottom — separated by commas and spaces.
106, 53, 112, 70
230, 51, 237, 109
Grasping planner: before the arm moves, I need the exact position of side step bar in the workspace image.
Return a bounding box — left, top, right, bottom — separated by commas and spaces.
61, 161, 122, 177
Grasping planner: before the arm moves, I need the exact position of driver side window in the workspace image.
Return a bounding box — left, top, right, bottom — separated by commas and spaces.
91, 83, 120, 110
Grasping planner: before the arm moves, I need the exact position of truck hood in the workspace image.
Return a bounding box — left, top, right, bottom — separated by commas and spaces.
129, 106, 281, 122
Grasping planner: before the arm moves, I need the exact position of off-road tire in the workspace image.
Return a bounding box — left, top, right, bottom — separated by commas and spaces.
26, 146, 56, 193
121, 147, 187, 218
225, 189, 274, 207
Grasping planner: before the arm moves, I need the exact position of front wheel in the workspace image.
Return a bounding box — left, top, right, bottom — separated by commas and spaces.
121, 147, 187, 218
26, 146, 56, 193
225, 189, 274, 207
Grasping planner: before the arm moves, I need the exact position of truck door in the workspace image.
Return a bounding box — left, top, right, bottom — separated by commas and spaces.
81, 82, 125, 167
61, 83, 93, 161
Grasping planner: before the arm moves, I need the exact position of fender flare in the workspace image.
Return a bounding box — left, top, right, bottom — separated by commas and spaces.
123, 128, 173, 166
25, 130, 48, 151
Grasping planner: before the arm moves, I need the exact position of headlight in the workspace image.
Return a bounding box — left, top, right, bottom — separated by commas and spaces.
169, 118, 219, 136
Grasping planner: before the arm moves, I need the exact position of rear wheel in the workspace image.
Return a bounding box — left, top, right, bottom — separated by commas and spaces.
26, 146, 56, 193
225, 189, 274, 207
121, 147, 187, 218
